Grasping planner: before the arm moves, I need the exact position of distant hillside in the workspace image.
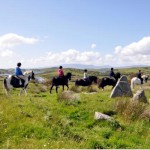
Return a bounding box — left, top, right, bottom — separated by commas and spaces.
61, 64, 111, 69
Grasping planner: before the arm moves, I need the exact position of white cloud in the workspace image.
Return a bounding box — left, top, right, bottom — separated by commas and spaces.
1, 35, 150, 68
27, 49, 104, 68
0, 33, 38, 59
0, 33, 38, 49
113, 36, 150, 66
91, 43, 96, 49
0, 49, 14, 57
115, 37, 150, 56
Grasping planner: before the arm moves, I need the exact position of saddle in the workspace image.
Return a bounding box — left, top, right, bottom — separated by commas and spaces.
10, 76, 25, 87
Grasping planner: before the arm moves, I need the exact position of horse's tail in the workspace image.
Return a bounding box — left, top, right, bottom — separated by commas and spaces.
98, 78, 104, 89
131, 79, 134, 90
3, 78, 9, 92
75, 80, 78, 86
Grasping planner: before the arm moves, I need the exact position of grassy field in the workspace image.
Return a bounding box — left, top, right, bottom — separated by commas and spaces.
0, 67, 150, 149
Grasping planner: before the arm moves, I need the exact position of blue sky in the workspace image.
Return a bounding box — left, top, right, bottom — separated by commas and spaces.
0, 0, 150, 68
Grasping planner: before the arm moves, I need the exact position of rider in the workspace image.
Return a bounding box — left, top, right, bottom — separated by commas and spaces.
136, 70, 143, 84
83, 69, 90, 82
15, 62, 27, 85
109, 67, 115, 79
58, 66, 64, 77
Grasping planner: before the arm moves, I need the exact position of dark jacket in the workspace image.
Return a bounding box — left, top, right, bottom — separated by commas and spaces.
110, 70, 115, 78
137, 72, 142, 79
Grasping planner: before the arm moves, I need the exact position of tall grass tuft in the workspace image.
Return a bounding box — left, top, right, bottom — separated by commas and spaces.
114, 99, 150, 121
87, 85, 98, 93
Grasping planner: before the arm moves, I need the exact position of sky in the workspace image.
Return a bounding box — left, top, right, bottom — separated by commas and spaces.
0, 0, 150, 69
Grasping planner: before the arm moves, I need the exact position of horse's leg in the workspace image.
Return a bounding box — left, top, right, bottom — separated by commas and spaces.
19, 88, 24, 96
64, 83, 69, 90
140, 83, 142, 89
50, 84, 54, 94
62, 85, 64, 91
5, 89, 9, 96
56, 86, 58, 93
24, 88, 28, 96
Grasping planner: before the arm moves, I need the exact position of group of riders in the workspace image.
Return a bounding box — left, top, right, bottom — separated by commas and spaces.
15, 62, 144, 84
109, 68, 143, 84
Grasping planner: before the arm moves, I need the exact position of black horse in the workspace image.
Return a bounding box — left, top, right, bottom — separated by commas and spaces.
50, 72, 72, 93
75, 76, 98, 86
98, 72, 121, 90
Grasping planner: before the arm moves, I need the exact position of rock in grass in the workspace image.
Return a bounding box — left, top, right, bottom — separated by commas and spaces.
132, 89, 147, 103
94, 112, 112, 121
60, 90, 80, 101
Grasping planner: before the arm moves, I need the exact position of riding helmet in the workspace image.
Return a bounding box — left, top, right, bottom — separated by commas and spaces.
17, 62, 21, 67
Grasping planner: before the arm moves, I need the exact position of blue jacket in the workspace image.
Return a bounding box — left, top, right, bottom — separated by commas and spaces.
15, 67, 23, 76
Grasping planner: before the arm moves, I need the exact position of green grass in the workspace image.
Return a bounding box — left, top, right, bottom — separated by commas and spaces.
0, 67, 150, 149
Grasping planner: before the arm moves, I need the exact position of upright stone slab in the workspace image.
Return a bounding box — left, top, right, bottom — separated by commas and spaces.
132, 89, 147, 103
110, 75, 133, 98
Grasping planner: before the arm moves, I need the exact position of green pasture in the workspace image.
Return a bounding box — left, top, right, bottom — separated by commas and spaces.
0, 67, 150, 149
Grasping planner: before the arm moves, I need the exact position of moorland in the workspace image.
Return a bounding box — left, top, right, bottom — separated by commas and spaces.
0, 66, 150, 149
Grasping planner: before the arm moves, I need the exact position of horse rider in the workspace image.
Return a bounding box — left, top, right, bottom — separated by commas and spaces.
136, 70, 143, 84
83, 69, 90, 82
109, 67, 115, 79
15, 62, 28, 86
58, 66, 64, 78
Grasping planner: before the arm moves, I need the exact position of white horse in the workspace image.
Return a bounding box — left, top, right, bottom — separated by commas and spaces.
142, 74, 149, 83
131, 75, 149, 90
3, 70, 35, 96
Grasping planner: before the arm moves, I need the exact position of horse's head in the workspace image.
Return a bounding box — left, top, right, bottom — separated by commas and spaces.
66, 72, 72, 80
24, 70, 35, 80
114, 72, 121, 80
142, 74, 149, 83
89, 76, 98, 84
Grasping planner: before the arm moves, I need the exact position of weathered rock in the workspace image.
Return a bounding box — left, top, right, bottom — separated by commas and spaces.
94, 112, 112, 120
61, 90, 80, 101
35, 77, 46, 83
110, 75, 133, 98
132, 89, 147, 103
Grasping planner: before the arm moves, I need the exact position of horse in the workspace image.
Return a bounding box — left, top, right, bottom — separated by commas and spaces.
131, 75, 149, 90
142, 75, 149, 83
75, 76, 98, 86
3, 70, 35, 96
98, 72, 121, 90
50, 72, 72, 93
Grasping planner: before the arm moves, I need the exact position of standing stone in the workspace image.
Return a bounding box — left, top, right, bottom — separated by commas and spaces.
132, 90, 147, 103
110, 75, 133, 98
